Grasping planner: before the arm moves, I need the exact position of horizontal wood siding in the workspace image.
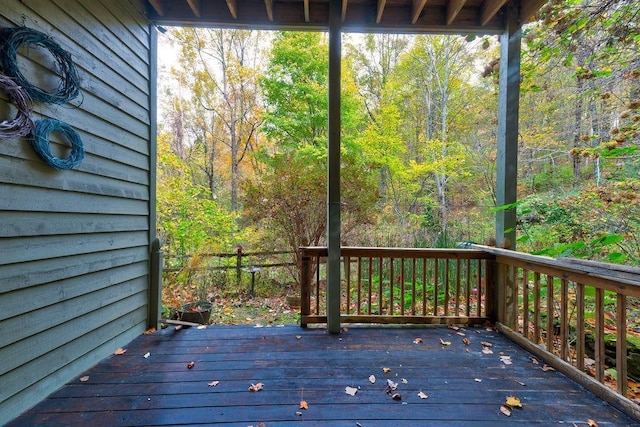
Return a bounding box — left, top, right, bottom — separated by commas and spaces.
0, 0, 152, 422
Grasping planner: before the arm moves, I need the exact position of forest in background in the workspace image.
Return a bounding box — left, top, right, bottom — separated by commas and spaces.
155, 0, 639, 298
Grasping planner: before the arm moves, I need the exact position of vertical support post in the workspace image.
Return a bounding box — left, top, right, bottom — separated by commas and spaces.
326, 0, 342, 334
300, 248, 311, 328
149, 238, 163, 330
147, 24, 160, 330
485, 257, 496, 321
236, 246, 243, 287
495, 1, 521, 250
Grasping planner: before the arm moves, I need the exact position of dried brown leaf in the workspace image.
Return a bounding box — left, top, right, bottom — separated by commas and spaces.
144, 328, 156, 335
417, 391, 428, 399
187, 361, 195, 369
462, 337, 471, 346
587, 419, 599, 427
296, 335, 302, 340
369, 374, 376, 384
382, 367, 391, 373
529, 356, 539, 365
249, 382, 264, 392
391, 393, 402, 401
208, 380, 220, 387
79, 376, 89, 382
113, 347, 127, 355
299, 400, 309, 409
345, 386, 358, 396
413, 337, 423, 344
542, 364, 556, 372
480, 341, 493, 347
515, 380, 526, 386
482, 347, 493, 355
440, 338, 451, 346
505, 396, 522, 408
500, 405, 512, 417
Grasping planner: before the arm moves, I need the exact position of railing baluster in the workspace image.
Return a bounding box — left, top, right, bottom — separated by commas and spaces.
378, 256, 383, 315
315, 255, 320, 315
412, 258, 417, 315
477, 259, 483, 317
465, 259, 471, 317
595, 287, 605, 383
560, 279, 568, 361
422, 258, 428, 315
400, 258, 405, 316
434, 259, 439, 316
617, 293, 627, 396
444, 259, 450, 316
547, 274, 554, 353
534, 272, 541, 344
390, 258, 395, 315
576, 283, 585, 372
346, 256, 351, 315
522, 269, 529, 339
368, 257, 373, 315
300, 252, 310, 327
455, 259, 461, 316
357, 257, 362, 315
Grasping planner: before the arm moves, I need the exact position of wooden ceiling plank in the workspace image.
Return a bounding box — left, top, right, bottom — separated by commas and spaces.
265, 0, 274, 21
412, 0, 428, 25
304, 0, 310, 22
446, 0, 467, 25
481, 0, 508, 26
186, 0, 201, 18
225, 0, 238, 19
342, 0, 348, 22
521, 0, 548, 23
148, 0, 165, 16
376, 0, 387, 24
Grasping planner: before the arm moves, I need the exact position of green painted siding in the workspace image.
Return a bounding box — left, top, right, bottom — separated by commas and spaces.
0, 0, 153, 422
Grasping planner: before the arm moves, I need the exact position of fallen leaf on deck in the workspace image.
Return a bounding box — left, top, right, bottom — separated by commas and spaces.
413, 337, 423, 344
345, 386, 358, 396
500, 405, 512, 417
440, 338, 451, 346
342, 327, 349, 332
529, 356, 539, 365
296, 335, 302, 340
197, 325, 207, 329
417, 391, 428, 399
449, 325, 460, 331
587, 419, 598, 427
114, 348, 127, 355
505, 396, 522, 408
465, 348, 469, 353
299, 400, 308, 409
386, 379, 398, 391
401, 378, 408, 384
480, 341, 493, 347
391, 393, 402, 401
462, 337, 471, 345
187, 361, 195, 369
457, 332, 466, 336
500, 355, 513, 365
383, 367, 391, 373
79, 376, 89, 382
474, 378, 482, 382
295, 411, 303, 416
515, 380, 526, 386
542, 364, 555, 372
369, 375, 376, 384
482, 347, 493, 354
143, 352, 150, 358
249, 382, 264, 392
144, 328, 156, 335
208, 381, 219, 387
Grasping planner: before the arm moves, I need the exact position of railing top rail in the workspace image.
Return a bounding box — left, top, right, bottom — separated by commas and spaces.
471, 244, 640, 294
299, 246, 494, 259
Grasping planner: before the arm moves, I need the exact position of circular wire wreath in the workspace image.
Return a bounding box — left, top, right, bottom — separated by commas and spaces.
0, 27, 80, 104
0, 73, 34, 138
31, 118, 84, 170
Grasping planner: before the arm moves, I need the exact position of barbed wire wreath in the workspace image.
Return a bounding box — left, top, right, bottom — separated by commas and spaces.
0, 27, 81, 104
31, 118, 84, 170
0, 73, 34, 139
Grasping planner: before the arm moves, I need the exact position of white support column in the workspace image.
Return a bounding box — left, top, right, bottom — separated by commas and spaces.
495, 1, 521, 250
327, 0, 342, 334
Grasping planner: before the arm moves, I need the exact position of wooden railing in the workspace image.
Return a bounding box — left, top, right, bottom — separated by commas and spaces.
299, 244, 640, 420
477, 245, 640, 420
300, 247, 495, 326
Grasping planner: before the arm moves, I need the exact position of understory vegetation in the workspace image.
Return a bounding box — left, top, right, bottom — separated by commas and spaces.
155, 0, 639, 318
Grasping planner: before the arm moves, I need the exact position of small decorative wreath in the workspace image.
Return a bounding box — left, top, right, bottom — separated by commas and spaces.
0, 73, 34, 139
0, 27, 80, 104
31, 118, 84, 170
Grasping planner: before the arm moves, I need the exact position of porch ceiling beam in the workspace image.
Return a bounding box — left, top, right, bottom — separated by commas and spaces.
265, 0, 274, 21
411, 0, 428, 24
446, 0, 467, 25
148, 0, 165, 16
304, 0, 310, 22
225, 0, 238, 19
521, 0, 547, 23
481, 0, 508, 26
376, 0, 387, 23
186, 0, 201, 18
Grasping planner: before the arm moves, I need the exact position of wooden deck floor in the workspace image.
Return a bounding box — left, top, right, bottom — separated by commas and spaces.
8, 325, 638, 426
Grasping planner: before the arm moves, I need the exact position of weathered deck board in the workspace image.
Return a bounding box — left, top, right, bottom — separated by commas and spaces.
8, 325, 637, 426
